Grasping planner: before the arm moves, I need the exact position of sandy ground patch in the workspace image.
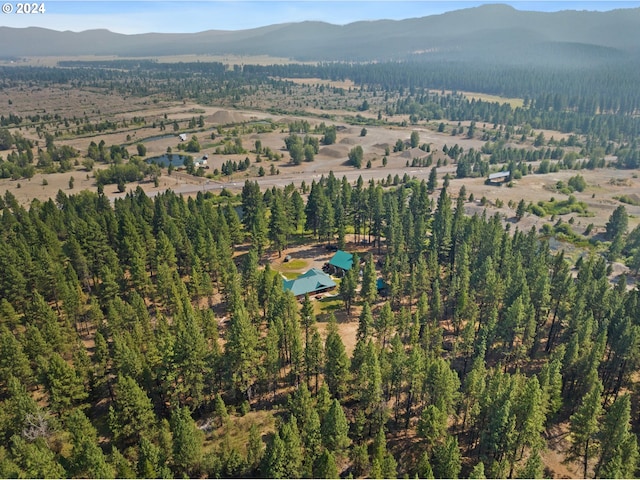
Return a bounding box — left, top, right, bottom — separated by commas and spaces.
206, 110, 251, 125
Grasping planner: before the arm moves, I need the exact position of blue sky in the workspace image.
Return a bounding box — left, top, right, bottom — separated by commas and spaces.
1, 1, 639, 34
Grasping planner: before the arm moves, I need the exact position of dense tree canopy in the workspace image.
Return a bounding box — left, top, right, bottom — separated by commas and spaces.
0, 175, 637, 478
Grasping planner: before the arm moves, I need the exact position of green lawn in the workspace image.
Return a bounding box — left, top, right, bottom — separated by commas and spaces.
278, 259, 308, 271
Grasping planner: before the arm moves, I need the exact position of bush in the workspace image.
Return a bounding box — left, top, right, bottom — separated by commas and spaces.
568, 174, 587, 192
584, 223, 594, 235
95, 162, 146, 186
615, 194, 640, 207
136, 143, 147, 156
530, 204, 547, 217
348, 146, 364, 168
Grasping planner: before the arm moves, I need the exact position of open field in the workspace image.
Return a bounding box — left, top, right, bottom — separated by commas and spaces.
459, 90, 525, 109
2, 83, 637, 241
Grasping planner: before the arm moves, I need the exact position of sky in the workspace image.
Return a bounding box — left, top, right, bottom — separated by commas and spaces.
1, 0, 639, 34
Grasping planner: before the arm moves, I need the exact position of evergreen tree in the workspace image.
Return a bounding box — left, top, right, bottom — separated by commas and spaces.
339, 265, 357, 315
10, 436, 66, 479
427, 167, 438, 193
108, 375, 155, 447
280, 416, 304, 477
595, 394, 638, 478
214, 394, 229, 427
516, 450, 544, 479
418, 404, 448, 447
302, 408, 323, 474
291, 190, 306, 234
314, 449, 338, 479
322, 399, 351, 455
357, 340, 385, 433
431, 434, 462, 479
417, 452, 436, 479
569, 381, 603, 478
374, 301, 394, 348
0, 376, 39, 443
171, 406, 203, 476
246, 423, 264, 473
43, 352, 88, 414
371, 426, 397, 478
111, 447, 136, 478
225, 305, 259, 401
137, 435, 163, 478
605, 205, 628, 240
324, 316, 350, 399
308, 327, 324, 394
172, 313, 208, 409
515, 199, 526, 221
66, 409, 115, 479
469, 461, 486, 479
0, 325, 33, 392
261, 431, 287, 478
360, 255, 378, 305
269, 189, 290, 257
513, 376, 547, 459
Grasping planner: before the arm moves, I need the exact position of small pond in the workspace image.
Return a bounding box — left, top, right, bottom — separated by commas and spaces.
143, 134, 176, 142
146, 154, 191, 168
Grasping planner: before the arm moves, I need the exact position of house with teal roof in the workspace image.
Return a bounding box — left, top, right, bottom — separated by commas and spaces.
282, 268, 337, 298
327, 250, 353, 276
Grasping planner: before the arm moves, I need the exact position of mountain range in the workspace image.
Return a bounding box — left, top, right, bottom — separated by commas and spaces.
2, 4, 640, 66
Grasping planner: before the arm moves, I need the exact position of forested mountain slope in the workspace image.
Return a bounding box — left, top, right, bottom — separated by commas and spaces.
2, 4, 640, 64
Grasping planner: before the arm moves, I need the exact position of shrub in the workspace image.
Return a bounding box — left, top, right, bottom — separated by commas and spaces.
568, 174, 587, 192
530, 204, 547, 217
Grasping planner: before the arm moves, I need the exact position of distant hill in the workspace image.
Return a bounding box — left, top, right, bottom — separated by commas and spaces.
2, 4, 640, 65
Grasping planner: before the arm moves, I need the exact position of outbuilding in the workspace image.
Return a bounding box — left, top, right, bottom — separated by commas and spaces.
327, 250, 353, 277
487, 171, 510, 185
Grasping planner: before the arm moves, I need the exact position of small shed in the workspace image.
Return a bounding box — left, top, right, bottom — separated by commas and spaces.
179, 133, 187, 142
487, 171, 510, 184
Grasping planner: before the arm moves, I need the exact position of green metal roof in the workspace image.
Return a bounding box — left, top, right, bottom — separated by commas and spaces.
328, 250, 353, 271
282, 268, 336, 297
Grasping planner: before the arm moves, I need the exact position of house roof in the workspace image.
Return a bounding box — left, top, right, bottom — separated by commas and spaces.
488, 171, 510, 180
282, 268, 336, 297
328, 250, 353, 271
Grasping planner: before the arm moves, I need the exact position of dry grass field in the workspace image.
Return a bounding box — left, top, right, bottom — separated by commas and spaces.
2, 58, 639, 254
2, 78, 639, 244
